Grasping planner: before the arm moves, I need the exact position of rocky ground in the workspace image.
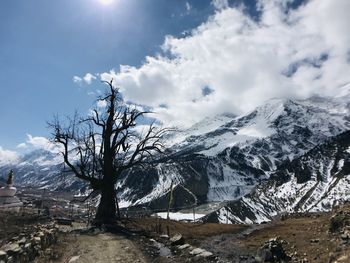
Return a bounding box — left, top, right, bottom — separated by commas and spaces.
34, 230, 148, 263
124, 203, 350, 262
1, 203, 350, 263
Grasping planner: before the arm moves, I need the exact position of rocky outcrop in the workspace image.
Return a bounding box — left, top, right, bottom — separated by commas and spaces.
256, 237, 290, 262
170, 234, 184, 246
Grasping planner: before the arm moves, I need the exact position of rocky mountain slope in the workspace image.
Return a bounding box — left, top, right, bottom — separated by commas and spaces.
203, 130, 350, 224
116, 95, 349, 210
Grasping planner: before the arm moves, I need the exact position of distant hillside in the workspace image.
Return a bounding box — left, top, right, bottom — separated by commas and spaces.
203, 130, 350, 224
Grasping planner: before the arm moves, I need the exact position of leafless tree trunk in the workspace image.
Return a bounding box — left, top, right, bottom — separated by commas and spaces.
49, 80, 168, 225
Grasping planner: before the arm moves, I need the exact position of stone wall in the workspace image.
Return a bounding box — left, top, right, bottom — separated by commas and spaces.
0, 223, 58, 263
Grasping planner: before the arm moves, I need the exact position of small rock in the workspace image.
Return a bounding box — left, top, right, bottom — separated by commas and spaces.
340, 233, 349, 240
24, 243, 32, 249
170, 234, 184, 246
178, 244, 191, 250
68, 255, 81, 262
37, 231, 45, 237
190, 248, 206, 255
336, 255, 349, 262
33, 237, 41, 244
197, 251, 213, 258
18, 237, 26, 245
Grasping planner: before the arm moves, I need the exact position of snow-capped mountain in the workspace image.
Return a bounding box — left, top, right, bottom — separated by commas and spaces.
115, 94, 349, 209
0, 149, 84, 191
203, 130, 350, 224
0, 94, 349, 217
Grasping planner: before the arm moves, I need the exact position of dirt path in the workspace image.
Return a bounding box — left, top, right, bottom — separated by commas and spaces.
39, 231, 149, 263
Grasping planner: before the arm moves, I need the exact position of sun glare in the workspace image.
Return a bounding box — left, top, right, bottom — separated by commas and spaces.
98, 0, 114, 5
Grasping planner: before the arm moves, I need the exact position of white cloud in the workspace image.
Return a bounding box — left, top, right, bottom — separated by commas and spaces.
25, 134, 58, 152
16, 143, 27, 149
95, 0, 350, 128
212, 0, 229, 10
73, 73, 96, 85
26, 134, 50, 148
83, 73, 97, 84
186, 2, 192, 11
73, 76, 82, 83
0, 147, 19, 166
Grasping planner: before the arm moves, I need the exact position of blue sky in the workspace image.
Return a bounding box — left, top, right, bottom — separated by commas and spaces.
1, 0, 350, 162
0, 0, 223, 149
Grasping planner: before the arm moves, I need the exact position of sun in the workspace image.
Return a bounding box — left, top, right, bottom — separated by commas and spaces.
98, 0, 114, 5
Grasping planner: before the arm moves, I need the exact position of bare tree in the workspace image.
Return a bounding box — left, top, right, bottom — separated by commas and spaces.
48, 80, 168, 225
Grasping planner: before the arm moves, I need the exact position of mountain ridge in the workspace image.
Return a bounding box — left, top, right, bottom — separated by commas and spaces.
202, 129, 350, 224
0, 94, 349, 221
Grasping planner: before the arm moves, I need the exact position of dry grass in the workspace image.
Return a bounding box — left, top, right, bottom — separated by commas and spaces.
2, 204, 350, 263
124, 217, 247, 241
123, 205, 350, 262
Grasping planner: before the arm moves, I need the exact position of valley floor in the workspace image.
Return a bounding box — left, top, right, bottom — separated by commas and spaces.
124, 204, 350, 262
1, 204, 350, 263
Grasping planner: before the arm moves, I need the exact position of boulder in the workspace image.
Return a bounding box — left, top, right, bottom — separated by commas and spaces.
170, 234, 184, 246
257, 237, 290, 262
330, 211, 350, 232
196, 251, 213, 258
33, 236, 41, 245
190, 248, 214, 258
3, 243, 21, 256
0, 250, 7, 261
178, 244, 191, 250
190, 248, 206, 255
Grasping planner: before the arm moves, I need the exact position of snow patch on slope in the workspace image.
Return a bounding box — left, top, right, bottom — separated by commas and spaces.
207, 163, 255, 201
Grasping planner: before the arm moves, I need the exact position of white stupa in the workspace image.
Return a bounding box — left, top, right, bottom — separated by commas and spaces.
0, 170, 23, 210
